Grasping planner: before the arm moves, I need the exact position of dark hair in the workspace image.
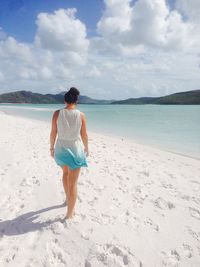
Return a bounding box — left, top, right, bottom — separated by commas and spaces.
64, 87, 80, 104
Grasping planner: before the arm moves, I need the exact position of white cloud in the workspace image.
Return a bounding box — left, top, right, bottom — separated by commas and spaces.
0, 71, 4, 81
55, 64, 71, 79
95, 0, 199, 54
18, 68, 37, 80
175, 0, 200, 51
39, 67, 53, 80
0, 3, 200, 99
35, 8, 89, 63
0, 37, 33, 62
34, 8, 89, 68
61, 51, 87, 66
176, 0, 200, 22
97, 0, 132, 36
0, 8, 90, 93
0, 36, 55, 81
83, 66, 101, 78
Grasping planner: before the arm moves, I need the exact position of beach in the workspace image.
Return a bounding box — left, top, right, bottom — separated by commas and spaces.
0, 111, 200, 267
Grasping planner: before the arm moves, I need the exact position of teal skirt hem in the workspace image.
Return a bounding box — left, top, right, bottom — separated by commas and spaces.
54, 147, 88, 170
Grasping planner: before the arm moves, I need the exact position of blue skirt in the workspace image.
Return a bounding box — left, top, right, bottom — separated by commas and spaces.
54, 138, 88, 170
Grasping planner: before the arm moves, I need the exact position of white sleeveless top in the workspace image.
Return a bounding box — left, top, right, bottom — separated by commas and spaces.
57, 108, 82, 141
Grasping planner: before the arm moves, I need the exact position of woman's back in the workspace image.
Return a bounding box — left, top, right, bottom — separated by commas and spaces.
57, 108, 82, 141
54, 108, 88, 170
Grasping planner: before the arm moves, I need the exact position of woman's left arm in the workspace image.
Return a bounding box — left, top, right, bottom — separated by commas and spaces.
50, 110, 59, 157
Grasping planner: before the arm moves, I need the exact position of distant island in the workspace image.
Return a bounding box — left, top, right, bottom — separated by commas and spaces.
0, 89, 199, 105
112, 89, 200, 105
0, 91, 113, 104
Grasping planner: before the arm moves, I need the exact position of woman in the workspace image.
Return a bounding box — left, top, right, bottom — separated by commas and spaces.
50, 87, 89, 220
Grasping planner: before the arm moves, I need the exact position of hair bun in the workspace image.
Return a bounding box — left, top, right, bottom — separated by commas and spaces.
69, 87, 80, 96
64, 87, 80, 104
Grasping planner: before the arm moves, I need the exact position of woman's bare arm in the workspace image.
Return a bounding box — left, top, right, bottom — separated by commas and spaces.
50, 110, 59, 157
80, 112, 89, 156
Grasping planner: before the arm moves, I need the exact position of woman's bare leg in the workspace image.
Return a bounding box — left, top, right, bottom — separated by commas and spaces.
66, 167, 81, 219
61, 166, 69, 203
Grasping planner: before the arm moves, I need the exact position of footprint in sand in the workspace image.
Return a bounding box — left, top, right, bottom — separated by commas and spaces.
160, 181, 174, 190
188, 207, 200, 220
186, 226, 200, 242
85, 243, 142, 267
182, 243, 193, 258
89, 214, 103, 225
180, 194, 190, 201
93, 185, 106, 195
190, 180, 200, 186
88, 196, 98, 207
20, 178, 32, 188
153, 197, 175, 210
44, 237, 69, 266
191, 197, 200, 205
32, 178, 40, 186
124, 212, 140, 230
143, 217, 159, 232
3, 253, 16, 264
81, 228, 93, 241
0, 244, 19, 264
100, 212, 117, 225
161, 249, 181, 266
142, 171, 149, 177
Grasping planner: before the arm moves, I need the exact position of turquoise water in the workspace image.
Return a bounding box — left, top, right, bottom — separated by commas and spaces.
0, 103, 200, 159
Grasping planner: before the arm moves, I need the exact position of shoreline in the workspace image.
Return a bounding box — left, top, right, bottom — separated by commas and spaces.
0, 109, 199, 162
89, 129, 200, 162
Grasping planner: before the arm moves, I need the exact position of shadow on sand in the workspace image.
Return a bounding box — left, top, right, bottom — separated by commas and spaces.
0, 202, 66, 236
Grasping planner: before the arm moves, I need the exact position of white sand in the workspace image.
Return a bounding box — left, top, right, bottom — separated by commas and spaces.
0, 111, 200, 267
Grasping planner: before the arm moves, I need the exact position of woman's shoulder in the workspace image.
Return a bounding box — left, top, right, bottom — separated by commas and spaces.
53, 109, 62, 120
52, 109, 60, 124
79, 111, 86, 123
54, 109, 61, 116
55, 108, 66, 114
79, 110, 86, 117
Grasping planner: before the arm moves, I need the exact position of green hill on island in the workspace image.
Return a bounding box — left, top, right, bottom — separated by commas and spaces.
0, 89, 199, 104
111, 90, 200, 105
0, 90, 112, 104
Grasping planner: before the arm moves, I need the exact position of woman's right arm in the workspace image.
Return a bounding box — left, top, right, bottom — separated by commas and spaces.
50, 110, 59, 157
80, 112, 89, 156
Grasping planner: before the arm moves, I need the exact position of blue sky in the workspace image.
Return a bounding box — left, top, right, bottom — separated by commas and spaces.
0, 0, 199, 99
0, 0, 103, 42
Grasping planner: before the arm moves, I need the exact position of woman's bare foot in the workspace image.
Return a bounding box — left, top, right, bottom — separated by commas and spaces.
66, 210, 75, 219
60, 210, 75, 223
